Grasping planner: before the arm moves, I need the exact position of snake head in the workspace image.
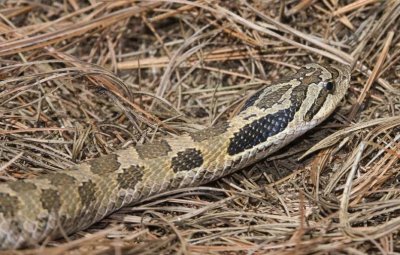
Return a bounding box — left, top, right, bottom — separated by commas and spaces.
228, 63, 351, 157
239, 62, 351, 124
298, 63, 351, 124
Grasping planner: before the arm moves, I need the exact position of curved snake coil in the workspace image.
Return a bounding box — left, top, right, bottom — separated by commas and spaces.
0, 63, 351, 249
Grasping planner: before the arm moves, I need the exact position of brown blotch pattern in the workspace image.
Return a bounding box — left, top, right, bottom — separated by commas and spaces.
136, 140, 171, 159
300, 69, 322, 86
279, 66, 316, 83
255, 85, 292, 110
8, 181, 37, 193
40, 189, 61, 212
240, 89, 264, 112
116, 165, 144, 189
89, 153, 121, 175
41, 173, 77, 187
290, 84, 308, 104
171, 148, 204, 172
242, 65, 324, 113
0, 192, 19, 217
190, 121, 229, 142
78, 180, 97, 209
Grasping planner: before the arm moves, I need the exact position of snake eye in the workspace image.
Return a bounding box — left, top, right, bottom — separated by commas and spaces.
324, 81, 334, 91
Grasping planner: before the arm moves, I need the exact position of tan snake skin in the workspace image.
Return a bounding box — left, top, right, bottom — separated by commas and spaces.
0, 63, 351, 249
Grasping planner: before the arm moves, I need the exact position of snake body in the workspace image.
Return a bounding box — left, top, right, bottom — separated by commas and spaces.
0, 63, 351, 249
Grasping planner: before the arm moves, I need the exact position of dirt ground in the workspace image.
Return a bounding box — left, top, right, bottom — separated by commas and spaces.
0, 1, 400, 254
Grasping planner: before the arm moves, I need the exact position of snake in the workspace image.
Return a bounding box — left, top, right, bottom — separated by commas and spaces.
0, 63, 351, 249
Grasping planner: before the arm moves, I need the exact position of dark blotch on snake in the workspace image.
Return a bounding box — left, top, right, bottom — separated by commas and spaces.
228, 85, 308, 155
41, 173, 77, 187
299, 69, 323, 86
228, 106, 297, 155
117, 165, 144, 190
279, 66, 317, 83
255, 85, 292, 110
8, 181, 37, 193
89, 154, 121, 175
190, 121, 229, 142
78, 180, 97, 209
171, 148, 204, 172
40, 189, 61, 212
0, 192, 19, 217
241, 66, 322, 113
240, 89, 264, 112
136, 140, 172, 159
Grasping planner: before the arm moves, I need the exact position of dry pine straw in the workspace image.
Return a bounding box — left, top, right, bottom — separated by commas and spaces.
0, 1, 400, 254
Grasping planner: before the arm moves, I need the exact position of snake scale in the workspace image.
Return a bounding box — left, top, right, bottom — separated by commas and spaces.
0, 63, 351, 249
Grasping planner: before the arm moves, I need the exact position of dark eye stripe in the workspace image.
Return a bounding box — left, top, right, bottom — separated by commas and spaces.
304, 90, 329, 122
